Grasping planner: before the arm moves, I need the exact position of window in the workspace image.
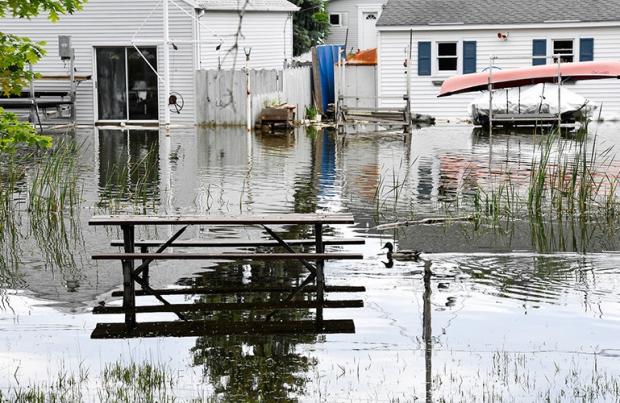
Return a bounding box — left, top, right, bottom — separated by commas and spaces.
553, 39, 574, 63
365, 13, 377, 20
437, 42, 457, 71
329, 13, 342, 26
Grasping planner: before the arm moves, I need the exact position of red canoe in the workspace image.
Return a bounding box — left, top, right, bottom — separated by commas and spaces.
438, 61, 620, 97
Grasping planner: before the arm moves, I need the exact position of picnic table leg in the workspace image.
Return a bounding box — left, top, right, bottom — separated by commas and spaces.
314, 223, 325, 322
140, 245, 150, 289
121, 224, 136, 329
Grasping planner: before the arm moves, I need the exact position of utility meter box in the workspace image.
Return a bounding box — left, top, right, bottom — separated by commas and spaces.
58, 35, 72, 60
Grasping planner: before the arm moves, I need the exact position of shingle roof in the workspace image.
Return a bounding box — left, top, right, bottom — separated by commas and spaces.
377, 0, 620, 27
198, 0, 299, 12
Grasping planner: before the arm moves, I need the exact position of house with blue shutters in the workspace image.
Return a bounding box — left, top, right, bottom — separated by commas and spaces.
375, 0, 620, 120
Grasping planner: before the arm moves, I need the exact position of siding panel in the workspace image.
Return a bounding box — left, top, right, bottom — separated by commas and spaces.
199, 11, 294, 70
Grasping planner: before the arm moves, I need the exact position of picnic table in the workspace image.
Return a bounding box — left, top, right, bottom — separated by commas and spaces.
89, 213, 366, 338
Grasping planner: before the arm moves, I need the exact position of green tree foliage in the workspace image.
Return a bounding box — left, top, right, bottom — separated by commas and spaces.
289, 0, 329, 56
0, 107, 52, 151
0, 0, 86, 152
0, 33, 46, 96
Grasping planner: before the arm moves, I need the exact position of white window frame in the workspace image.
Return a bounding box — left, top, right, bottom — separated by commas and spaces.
92, 44, 161, 124
552, 38, 575, 63
435, 41, 459, 76
329, 13, 343, 27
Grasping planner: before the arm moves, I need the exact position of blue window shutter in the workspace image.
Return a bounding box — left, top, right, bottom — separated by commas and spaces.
418, 41, 431, 76
532, 39, 546, 65
463, 41, 477, 74
580, 38, 594, 61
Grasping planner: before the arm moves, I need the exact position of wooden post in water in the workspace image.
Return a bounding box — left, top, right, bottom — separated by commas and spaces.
314, 223, 325, 322
121, 224, 136, 328
423, 259, 432, 403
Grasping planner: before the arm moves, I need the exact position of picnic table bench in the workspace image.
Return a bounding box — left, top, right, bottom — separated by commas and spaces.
89, 213, 366, 338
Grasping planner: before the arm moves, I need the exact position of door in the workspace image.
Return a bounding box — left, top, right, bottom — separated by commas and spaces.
96, 47, 158, 121
359, 10, 379, 50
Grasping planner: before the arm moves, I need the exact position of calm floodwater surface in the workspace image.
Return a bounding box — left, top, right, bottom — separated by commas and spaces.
2, 124, 620, 401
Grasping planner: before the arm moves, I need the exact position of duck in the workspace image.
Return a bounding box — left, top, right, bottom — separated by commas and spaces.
382, 242, 422, 261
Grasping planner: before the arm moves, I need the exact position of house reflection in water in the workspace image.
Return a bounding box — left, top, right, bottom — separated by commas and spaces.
97, 129, 160, 205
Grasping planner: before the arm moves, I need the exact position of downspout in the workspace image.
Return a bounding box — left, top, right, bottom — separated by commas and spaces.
284, 12, 293, 68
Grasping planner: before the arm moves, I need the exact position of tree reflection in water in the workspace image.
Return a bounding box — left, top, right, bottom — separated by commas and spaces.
181, 258, 318, 401
181, 130, 335, 401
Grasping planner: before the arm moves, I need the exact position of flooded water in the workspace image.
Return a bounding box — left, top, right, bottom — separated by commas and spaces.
2, 123, 620, 401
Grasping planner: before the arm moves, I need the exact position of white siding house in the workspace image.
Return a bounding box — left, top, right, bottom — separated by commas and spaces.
326, 0, 388, 52
0, 0, 196, 125
376, 0, 620, 120
198, 0, 298, 70
0, 0, 298, 126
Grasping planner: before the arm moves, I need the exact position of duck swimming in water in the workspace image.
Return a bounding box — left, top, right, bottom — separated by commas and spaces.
382, 242, 422, 261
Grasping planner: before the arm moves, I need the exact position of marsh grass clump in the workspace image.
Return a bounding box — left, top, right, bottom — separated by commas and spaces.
0, 153, 27, 278
99, 361, 176, 403
28, 139, 83, 221
459, 129, 620, 248
1, 363, 89, 403
0, 137, 86, 282
0, 360, 200, 403
372, 158, 416, 224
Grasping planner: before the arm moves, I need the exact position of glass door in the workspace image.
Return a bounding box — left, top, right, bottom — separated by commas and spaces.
96, 48, 127, 120
96, 47, 159, 121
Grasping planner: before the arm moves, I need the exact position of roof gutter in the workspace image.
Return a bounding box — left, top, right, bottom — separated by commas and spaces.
376, 20, 620, 31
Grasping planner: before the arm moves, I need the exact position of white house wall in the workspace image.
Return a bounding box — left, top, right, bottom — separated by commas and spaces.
378, 26, 620, 120
198, 11, 294, 70
0, 0, 196, 125
326, 0, 387, 51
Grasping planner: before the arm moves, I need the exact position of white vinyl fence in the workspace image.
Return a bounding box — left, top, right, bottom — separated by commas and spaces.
196, 66, 311, 126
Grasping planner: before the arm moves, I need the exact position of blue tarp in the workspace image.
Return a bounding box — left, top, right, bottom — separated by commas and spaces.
315, 44, 343, 113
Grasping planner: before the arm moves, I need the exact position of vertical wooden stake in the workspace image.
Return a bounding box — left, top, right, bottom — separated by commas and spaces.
314, 223, 325, 322
121, 224, 136, 329
423, 259, 432, 403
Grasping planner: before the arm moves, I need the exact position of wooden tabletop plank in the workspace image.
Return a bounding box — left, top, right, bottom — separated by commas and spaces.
92, 252, 363, 260
89, 213, 355, 226
109, 238, 365, 247
91, 319, 355, 338
93, 299, 364, 314
110, 285, 366, 297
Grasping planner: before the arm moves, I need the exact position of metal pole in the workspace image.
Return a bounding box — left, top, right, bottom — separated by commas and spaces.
341, 47, 346, 108
406, 29, 413, 132
557, 55, 562, 130
488, 56, 493, 136
70, 49, 76, 125
336, 48, 341, 127
245, 48, 252, 133
406, 48, 412, 132
163, 0, 171, 129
